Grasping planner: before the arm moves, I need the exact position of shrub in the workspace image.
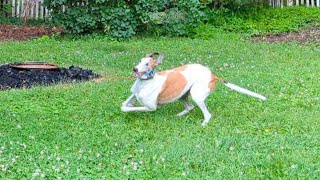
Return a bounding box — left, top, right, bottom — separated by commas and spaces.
45, 0, 286, 38
43, 0, 211, 38
0, 1, 12, 17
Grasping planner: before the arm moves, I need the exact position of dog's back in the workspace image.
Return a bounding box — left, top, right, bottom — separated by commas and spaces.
156, 64, 218, 104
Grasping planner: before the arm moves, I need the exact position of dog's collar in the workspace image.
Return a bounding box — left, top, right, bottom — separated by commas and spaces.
139, 69, 156, 80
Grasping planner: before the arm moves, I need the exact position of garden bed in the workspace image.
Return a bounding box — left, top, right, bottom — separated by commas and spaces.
0, 25, 62, 41
252, 27, 320, 44
1, 24, 319, 44
0, 63, 100, 90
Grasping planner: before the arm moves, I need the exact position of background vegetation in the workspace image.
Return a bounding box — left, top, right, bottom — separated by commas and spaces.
44, 1, 320, 38
207, 5, 320, 34
43, 0, 270, 38
43, 0, 207, 38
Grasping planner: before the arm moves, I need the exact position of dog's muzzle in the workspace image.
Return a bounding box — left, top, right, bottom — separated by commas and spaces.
133, 68, 144, 78
133, 72, 143, 78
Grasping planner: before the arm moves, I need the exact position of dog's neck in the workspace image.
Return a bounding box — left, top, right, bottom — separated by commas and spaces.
139, 69, 156, 80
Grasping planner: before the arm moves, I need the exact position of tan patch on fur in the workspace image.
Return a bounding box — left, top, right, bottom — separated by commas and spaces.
174, 65, 187, 72
157, 66, 188, 104
149, 60, 157, 69
156, 65, 187, 76
208, 74, 219, 90
156, 70, 167, 76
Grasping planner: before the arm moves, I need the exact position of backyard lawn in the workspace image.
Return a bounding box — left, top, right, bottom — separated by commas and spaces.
0, 30, 319, 178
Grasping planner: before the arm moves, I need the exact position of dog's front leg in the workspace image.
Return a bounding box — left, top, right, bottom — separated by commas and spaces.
122, 94, 136, 107
121, 106, 155, 112
121, 95, 157, 112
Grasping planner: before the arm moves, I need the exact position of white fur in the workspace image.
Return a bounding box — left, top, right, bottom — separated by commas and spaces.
135, 57, 153, 73
223, 82, 267, 101
121, 64, 266, 126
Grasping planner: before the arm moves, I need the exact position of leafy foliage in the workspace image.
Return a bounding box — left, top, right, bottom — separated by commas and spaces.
103, 6, 137, 38
44, 0, 267, 38
43, 1, 320, 38
44, 0, 213, 38
0, 3, 12, 17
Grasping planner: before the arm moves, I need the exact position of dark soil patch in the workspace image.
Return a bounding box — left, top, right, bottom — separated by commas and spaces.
0, 25, 62, 41
0, 64, 100, 90
252, 27, 320, 44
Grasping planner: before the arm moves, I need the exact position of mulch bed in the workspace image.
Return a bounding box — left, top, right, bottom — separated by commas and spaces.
251, 27, 320, 44
0, 25, 100, 90
0, 64, 100, 90
1, 24, 319, 44
0, 25, 62, 41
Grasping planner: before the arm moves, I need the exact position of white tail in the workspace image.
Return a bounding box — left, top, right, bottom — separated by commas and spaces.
223, 82, 267, 101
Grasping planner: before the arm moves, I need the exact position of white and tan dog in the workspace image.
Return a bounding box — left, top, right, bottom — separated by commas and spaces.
121, 52, 266, 126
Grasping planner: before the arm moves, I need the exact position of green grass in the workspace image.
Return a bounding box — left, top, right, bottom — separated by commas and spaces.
0, 31, 320, 179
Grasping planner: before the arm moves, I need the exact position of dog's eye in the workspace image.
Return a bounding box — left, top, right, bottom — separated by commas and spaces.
145, 63, 149, 66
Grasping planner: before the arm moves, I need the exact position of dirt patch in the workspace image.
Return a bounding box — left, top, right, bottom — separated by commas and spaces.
0, 25, 62, 41
0, 64, 100, 90
252, 27, 320, 44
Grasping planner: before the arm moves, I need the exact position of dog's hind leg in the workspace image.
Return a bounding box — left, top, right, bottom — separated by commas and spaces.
196, 100, 212, 126
177, 96, 194, 117
190, 84, 212, 126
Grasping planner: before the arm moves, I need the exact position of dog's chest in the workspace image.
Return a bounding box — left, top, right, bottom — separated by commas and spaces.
131, 76, 166, 105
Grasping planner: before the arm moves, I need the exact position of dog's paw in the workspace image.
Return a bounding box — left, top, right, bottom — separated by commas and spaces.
201, 121, 208, 127
122, 102, 134, 107
127, 102, 134, 107
176, 112, 185, 117
121, 106, 128, 112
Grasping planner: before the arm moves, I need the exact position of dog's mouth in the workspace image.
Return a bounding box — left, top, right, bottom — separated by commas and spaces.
133, 72, 145, 78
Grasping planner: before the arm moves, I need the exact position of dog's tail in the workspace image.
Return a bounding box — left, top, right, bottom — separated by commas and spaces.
219, 78, 267, 101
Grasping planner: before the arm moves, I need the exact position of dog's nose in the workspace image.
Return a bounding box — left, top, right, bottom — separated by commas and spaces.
133, 67, 138, 72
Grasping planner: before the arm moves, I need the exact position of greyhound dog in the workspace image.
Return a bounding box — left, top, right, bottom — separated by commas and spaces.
121, 52, 266, 126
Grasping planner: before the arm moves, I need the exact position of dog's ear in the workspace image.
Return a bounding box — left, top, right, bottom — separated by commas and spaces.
156, 54, 164, 65
145, 52, 159, 58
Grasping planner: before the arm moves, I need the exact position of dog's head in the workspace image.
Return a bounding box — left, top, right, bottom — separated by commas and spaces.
133, 52, 164, 79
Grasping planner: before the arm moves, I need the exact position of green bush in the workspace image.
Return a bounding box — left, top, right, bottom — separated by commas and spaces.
44, 0, 214, 38
44, 0, 265, 38
0, 3, 12, 17
47, 0, 309, 38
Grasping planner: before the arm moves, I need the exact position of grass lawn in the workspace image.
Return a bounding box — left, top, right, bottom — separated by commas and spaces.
0, 31, 319, 179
